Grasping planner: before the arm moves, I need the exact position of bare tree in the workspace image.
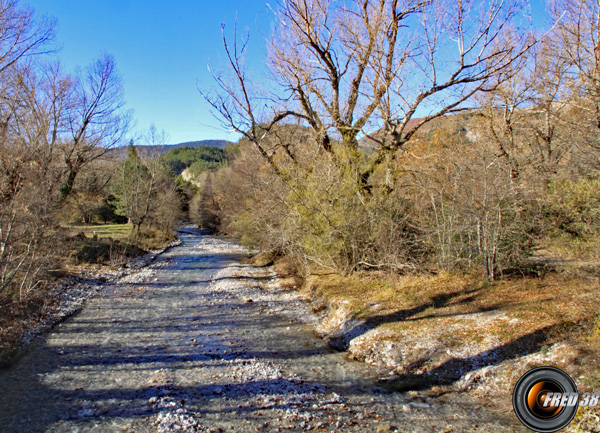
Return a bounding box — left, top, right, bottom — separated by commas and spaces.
473, 36, 573, 178
546, 0, 600, 168
0, 3, 131, 299
2, 54, 131, 199
112, 125, 180, 238
59, 54, 132, 197
0, 0, 54, 75
0, 0, 56, 299
203, 0, 538, 191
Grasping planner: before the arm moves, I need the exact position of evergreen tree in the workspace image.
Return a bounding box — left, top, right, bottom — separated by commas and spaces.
112, 142, 154, 235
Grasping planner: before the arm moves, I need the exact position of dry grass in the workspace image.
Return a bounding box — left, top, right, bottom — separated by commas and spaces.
308, 269, 598, 330
64, 223, 175, 263
67, 223, 133, 242
533, 233, 600, 270
135, 226, 177, 251
303, 267, 600, 388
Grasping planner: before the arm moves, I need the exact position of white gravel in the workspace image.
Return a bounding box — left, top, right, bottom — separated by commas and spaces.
17, 239, 182, 352
209, 263, 319, 325
0, 231, 527, 433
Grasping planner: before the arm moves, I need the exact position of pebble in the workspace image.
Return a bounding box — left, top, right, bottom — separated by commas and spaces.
377, 422, 392, 432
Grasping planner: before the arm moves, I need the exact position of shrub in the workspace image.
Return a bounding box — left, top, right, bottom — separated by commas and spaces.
546, 176, 600, 239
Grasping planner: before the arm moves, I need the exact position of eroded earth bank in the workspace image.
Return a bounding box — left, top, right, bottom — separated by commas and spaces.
0, 229, 526, 432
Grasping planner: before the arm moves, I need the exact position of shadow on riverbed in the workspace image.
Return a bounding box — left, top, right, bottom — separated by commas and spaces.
33, 343, 337, 368
0, 337, 377, 432
0, 378, 376, 433
0, 230, 529, 432
378, 324, 558, 392
324, 284, 567, 392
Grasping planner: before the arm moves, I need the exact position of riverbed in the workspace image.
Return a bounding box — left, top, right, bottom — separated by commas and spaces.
0, 229, 525, 432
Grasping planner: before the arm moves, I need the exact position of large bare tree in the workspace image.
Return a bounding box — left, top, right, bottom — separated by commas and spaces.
59, 54, 132, 197
0, 2, 131, 299
0, 0, 54, 75
203, 0, 538, 190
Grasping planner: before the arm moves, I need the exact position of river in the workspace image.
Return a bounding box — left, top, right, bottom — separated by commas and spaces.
0, 229, 525, 432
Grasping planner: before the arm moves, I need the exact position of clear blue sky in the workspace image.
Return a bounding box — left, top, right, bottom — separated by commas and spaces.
26, 0, 272, 145
26, 0, 548, 145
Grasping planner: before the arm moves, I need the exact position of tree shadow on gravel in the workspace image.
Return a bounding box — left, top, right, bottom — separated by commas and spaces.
0, 360, 376, 433
377, 325, 558, 392
40, 344, 335, 369
323, 285, 573, 394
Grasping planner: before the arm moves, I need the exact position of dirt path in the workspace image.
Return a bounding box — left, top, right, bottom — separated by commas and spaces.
0, 229, 526, 432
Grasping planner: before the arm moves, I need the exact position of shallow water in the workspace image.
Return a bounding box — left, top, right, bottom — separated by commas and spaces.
0, 229, 526, 432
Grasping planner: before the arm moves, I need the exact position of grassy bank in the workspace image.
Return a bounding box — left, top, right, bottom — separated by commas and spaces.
269, 256, 600, 401
68, 223, 134, 241
65, 223, 177, 265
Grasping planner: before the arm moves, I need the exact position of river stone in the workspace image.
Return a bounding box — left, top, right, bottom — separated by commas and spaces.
377, 422, 392, 432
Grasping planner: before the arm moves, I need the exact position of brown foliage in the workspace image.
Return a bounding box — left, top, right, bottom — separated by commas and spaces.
0, 2, 130, 300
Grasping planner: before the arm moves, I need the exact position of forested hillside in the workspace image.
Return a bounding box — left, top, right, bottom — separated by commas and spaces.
160, 146, 228, 176
110, 139, 232, 160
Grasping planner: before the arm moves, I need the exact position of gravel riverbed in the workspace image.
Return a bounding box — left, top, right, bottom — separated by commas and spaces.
0, 229, 527, 432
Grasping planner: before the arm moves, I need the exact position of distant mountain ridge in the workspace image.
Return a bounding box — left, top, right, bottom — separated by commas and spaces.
170, 140, 231, 149
110, 139, 233, 160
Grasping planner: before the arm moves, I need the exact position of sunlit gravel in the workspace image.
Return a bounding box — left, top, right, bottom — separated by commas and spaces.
0, 229, 526, 432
